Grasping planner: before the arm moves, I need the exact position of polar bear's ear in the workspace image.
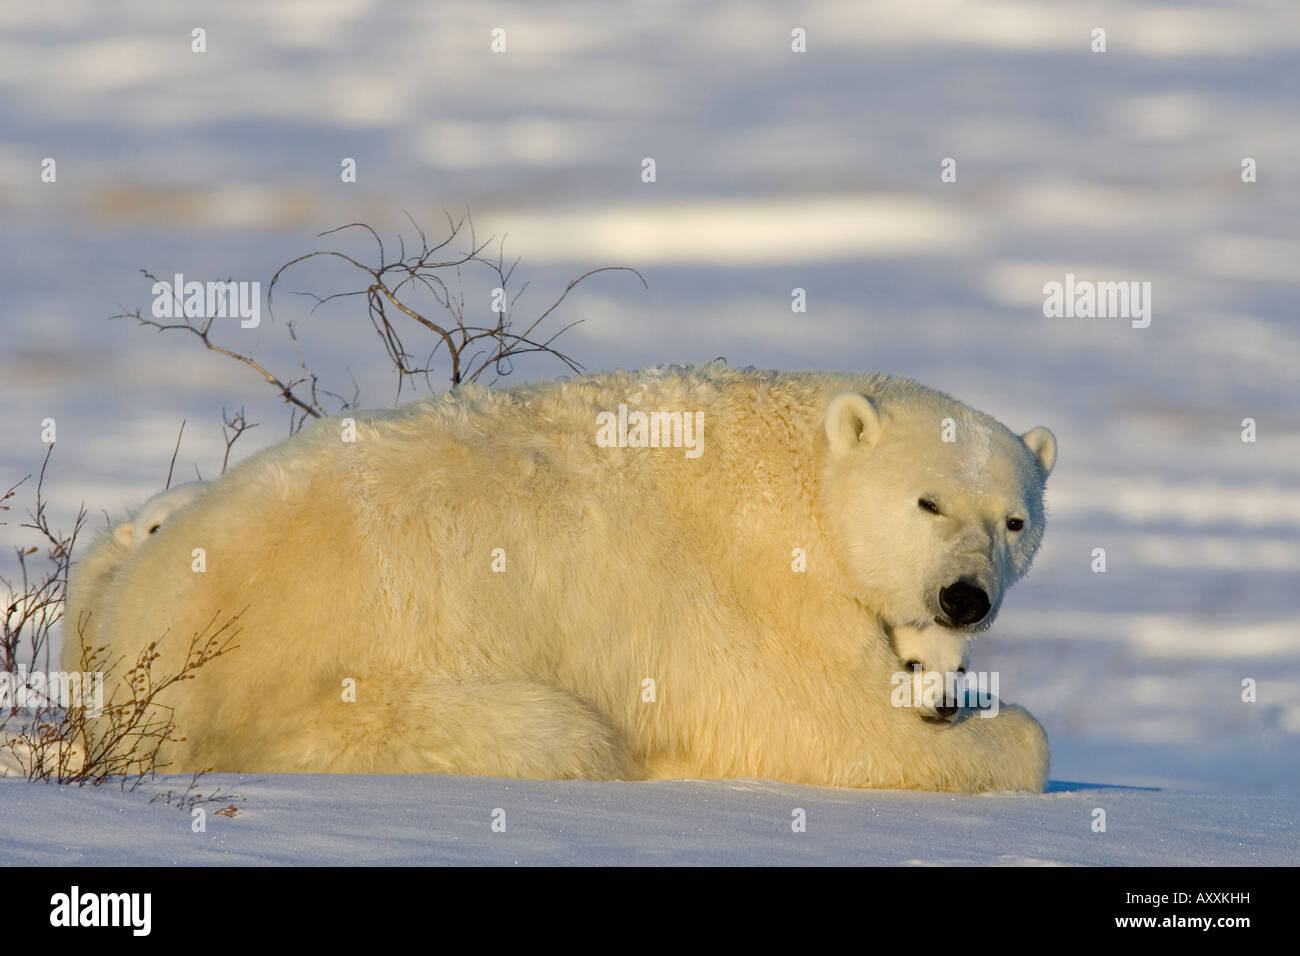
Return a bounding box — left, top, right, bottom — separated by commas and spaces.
1020, 426, 1057, 475
825, 393, 882, 455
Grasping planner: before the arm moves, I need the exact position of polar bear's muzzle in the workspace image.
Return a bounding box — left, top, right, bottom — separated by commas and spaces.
935, 580, 991, 628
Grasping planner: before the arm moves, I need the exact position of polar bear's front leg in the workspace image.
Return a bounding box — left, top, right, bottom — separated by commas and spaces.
906, 703, 1050, 793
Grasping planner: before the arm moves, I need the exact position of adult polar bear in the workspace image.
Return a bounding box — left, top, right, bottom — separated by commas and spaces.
68, 365, 1057, 791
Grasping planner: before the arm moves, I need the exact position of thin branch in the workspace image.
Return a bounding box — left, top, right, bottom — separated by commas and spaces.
120, 213, 647, 433
165, 419, 185, 490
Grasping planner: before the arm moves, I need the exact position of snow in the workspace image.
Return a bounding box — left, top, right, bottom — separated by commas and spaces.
1, 0, 1298, 864
2, 775, 1295, 866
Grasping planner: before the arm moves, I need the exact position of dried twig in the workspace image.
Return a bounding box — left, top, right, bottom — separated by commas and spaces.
219, 407, 258, 475
1, 446, 85, 683
115, 212, 646, 435
165, 419, 185, 489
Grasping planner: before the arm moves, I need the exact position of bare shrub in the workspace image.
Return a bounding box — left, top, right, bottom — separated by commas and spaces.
0, 449, 240, 792
115, 210, 646, 432
149, 769, 241, 814
1, 448, 82, 683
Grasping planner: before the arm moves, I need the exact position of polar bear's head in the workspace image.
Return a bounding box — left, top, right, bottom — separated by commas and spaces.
821, 389, 1056, 635
113, 481, 210, 548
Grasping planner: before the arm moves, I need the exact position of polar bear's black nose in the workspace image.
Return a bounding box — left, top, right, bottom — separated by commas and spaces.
939, 582, 990, 626
935, 702, 960, 720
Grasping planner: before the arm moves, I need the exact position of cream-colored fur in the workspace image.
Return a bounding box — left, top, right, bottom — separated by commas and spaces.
67, 482, 210, 654
68, 366, 1056, 791
890, 624, 972, 720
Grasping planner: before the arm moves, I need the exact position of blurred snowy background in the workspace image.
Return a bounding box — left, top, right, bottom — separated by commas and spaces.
1, 0, 1298, 817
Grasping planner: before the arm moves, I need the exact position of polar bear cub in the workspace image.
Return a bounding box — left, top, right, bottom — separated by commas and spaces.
14, 484, 210, 778
66, 482, 210, 654
112, 481, 210, 547
892, 623, 973, 721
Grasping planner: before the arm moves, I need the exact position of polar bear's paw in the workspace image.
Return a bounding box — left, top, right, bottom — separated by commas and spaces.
953, 703, 1050, 793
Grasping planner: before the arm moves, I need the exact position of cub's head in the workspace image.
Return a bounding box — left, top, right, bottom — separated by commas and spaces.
890, 623, 972, 720
821, 389, 1056, 635
113, 481, 210, 548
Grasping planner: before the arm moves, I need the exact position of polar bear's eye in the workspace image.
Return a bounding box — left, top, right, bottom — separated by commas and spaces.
148, 524, 162, 534
1006, 517, 1024, 532
918, 498, 941, 515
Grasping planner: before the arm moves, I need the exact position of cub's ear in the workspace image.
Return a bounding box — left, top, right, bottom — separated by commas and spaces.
1020, 426, 1057, 475
825, 393, 882, 456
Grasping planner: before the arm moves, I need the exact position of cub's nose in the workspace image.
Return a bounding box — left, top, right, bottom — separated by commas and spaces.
935, 702, 960, 720
939, 582, 990, 626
